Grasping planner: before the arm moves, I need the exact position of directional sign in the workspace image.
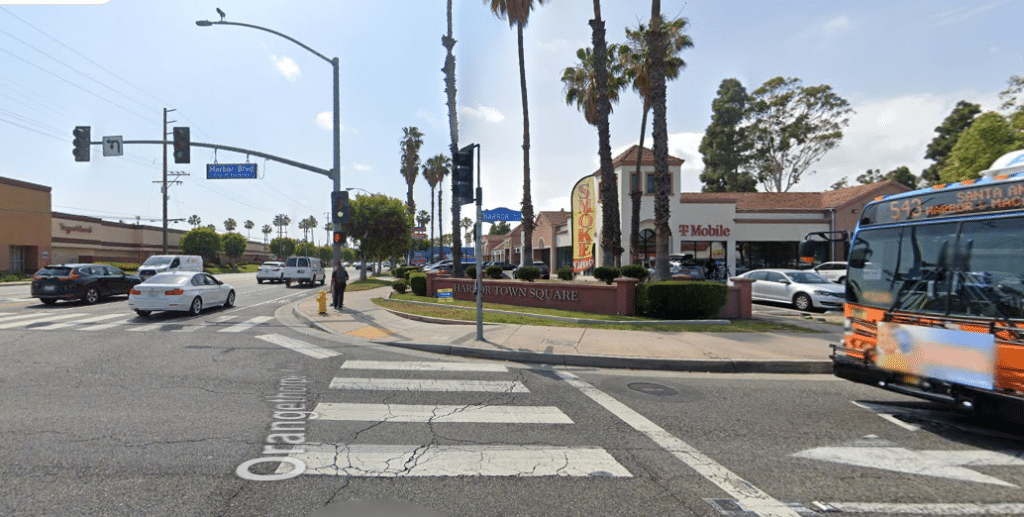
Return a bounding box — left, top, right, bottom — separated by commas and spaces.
207, 163, 257, 179
482, 207, 522, 222
102, 136, 123, 157
794, 444, 1024, 486
412, 226, 427, 240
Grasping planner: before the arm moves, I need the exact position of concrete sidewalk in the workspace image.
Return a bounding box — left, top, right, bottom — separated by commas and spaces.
290, 285, 842, 373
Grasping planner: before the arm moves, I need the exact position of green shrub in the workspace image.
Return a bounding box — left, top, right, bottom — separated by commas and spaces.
593, 266, 620, 285
515, 266, 540, 282
620, 264, 648, 281
465, 265, 476, 278
392, 279, 408, 294
483, 265, 501, 279
408, 272, 428, 296
556, 266, 575, 281
97, 261, 141, 273
0, 271, 29, 283
636, 281, 728, 319
395, 266, 419, 279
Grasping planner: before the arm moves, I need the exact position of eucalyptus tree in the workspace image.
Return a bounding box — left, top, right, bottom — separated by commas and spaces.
922, 100, 981, 185
485, 0, 547, 267
620, 14, 692, 264
699, 78, 756, 193
422, 153, 451, 262
561, 40, 629, 266
348, 193, 413, 281
400, 127, 424, 215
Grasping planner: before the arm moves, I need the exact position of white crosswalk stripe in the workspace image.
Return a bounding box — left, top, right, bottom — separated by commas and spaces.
219, 316, 273, 333
0, 312, 84, 329
0, 311, 276, 334
272, 359, 631, 480
39, 313, 125, 330
255, 334, 341, 359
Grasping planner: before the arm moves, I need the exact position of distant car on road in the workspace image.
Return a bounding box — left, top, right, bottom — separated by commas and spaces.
256, 261, 285, 284
812, 261, 848, 284
734, 268, 844, 311
31, 264, 142, 305
128, 271, 235, 317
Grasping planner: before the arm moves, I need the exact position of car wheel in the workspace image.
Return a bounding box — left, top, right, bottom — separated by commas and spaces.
189, 297, 203, 316
793, 293, 812, 311
285, 280, 291, 287
82, 286, 101, 305
837, 276, 846, 284
224, 290, 235, 308
257, 279, 263, 284
41, 298, 57, 305
135, 310, 151, 317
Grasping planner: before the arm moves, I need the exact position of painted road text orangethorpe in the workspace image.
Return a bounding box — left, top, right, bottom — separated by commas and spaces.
235, 372, 315, 481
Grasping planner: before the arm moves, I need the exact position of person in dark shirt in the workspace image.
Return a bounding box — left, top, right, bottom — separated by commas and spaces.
330, 261, 349, 309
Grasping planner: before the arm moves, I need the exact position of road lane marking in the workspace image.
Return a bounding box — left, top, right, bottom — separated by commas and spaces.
314, 403, 573, 424
340, 360, 508, 372
554, 370, 801, 517
329, 378, 530, 392
0, 312, 84, 329
39, 313, 126, 330
851, 400, 921, 431
81, 317, 136, 331
255, 334, 341, 359
277, 444, 630, 478
794, 446, 1023, 486
219, 315, 274, 333
816, 502, 1024, 514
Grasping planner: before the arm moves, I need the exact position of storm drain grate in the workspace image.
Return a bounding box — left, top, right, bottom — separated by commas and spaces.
627, 382, 679, 397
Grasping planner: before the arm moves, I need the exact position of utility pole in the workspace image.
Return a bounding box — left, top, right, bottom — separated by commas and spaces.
162, 108, 176, 254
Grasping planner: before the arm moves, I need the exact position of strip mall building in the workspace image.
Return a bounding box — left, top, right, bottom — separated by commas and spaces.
1, 176, 269, 274
483, 146, 911, 275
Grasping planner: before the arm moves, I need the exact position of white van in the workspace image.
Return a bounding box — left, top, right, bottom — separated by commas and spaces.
138, 255, 204, 281
282, 256, 325, 287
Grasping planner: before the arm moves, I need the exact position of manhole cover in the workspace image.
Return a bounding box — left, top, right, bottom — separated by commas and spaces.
627, 382, 678, 397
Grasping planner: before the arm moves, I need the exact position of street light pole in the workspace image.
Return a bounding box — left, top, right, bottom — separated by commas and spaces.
196, 13, 342, 266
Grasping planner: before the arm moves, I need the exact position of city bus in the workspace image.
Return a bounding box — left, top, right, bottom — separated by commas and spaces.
815, 149, 1024, 416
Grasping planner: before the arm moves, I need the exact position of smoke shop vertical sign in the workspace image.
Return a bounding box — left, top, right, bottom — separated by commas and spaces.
571, 176, 596, 273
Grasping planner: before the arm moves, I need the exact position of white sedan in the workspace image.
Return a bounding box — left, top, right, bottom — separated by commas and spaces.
128, 271, 235, 317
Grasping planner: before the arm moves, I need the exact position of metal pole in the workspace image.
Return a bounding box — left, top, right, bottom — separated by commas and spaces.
162, 108, 168, 254
474, 145, 483, 341
331, 57, 342, 269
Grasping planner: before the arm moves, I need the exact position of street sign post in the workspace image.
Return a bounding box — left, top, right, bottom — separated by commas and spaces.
206, 163, 257, 179
102, 136, 123, 157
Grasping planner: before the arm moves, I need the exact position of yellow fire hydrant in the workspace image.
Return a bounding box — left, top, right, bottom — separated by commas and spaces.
317, 290, 328, 315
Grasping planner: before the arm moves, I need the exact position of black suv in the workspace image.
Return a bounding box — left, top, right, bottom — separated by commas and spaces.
31, 264, 142, 305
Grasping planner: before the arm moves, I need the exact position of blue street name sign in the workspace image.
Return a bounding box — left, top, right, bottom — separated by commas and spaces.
207, 163, 257, 179
482, 207, 522, 222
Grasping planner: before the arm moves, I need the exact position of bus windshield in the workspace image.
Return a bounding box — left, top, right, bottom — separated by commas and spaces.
847, 215, 1024, 320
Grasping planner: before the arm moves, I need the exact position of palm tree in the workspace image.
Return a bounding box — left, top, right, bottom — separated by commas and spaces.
422, 153, 451, 263
272, 214, 291, 240
322, 220, 332, 245
261, 224, 273, 244
647, 0, 672, 281
561, 35, 630, 266
621, 14, 693, 266
400, 127, 424, 215
244, 220, 255, 239
224, 218, 237, 233
485, 0, 547, 267
443, 0, 462, 273
188, 214, 201, 229
462, 216, 474, 246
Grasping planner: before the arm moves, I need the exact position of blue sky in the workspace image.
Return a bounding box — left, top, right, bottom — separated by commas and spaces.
1, 0, 1020, 244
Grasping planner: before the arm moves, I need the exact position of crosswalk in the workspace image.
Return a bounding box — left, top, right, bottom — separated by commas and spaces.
270, 360, 632, 479
0, 311, 274, 334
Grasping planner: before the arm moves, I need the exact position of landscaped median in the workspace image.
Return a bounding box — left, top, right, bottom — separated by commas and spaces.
375, 293, 819, 333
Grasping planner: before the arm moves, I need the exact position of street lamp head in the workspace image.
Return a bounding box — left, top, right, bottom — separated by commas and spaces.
216, 7, 226, 21
196, 20, 213, 26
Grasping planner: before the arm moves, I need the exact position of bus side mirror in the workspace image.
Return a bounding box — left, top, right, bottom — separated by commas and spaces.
798, 240, 818, 264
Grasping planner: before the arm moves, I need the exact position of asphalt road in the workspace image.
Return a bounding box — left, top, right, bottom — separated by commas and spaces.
1, 273, 1023, 517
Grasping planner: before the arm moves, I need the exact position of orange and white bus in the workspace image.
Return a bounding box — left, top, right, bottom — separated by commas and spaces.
827, 149, 1024, 416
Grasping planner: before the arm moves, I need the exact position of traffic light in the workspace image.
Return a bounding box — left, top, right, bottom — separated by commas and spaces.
72, 126, 91, 162
173, 127, 190, 164
333, 231, 346, 245
453, 145, 474, 206
331, 190, 350, 226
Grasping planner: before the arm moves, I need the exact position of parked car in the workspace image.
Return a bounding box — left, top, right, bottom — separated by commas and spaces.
485, 261, 516, 271
423, 260, 453, 273
31, 263, 142, 305
670, 264, 705, 280
128, 271, 235, 317
513, 261, 550, 280
734, 268, 845, 311
256, 261, 286, 284
137, 255, 203, 281
812, 261, 848, 284
282, 256, 326, 287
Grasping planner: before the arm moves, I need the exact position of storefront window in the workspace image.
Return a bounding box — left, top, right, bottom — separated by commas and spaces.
679, 241, 726, 266
639, 229, 656, 265
735, 241, 800, 273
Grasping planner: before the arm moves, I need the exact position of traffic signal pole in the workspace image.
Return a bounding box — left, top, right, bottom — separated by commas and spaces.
474, 144, 483, 341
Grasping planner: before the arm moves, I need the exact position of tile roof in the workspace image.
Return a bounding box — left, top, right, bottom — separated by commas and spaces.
537, 210, 570, 226
591, 145, 685, 176
677, 180, 911, 209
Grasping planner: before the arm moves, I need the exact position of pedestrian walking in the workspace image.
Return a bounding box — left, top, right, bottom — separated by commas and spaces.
330, 261, 349, 309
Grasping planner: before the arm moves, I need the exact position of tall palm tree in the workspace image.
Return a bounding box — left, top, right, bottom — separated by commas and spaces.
322, 220, 332, 245
647, 0, 672, 281
422, 153, 451, 263
244, 220, 254, 239
272, 214, 291, 240
485, 0, 547, 267
224, 218, 237, 233
400, 127, 424, 215
188, 214, 201, 229
561, 33, 630, 266
621, 14, 693, 265
261, 224, 273, 244
443, 0, 462, 273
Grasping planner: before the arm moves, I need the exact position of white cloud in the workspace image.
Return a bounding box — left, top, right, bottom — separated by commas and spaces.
353, 163, 371, 172
315, 112, 345, 132
461, 105, 505, 123
822, 15, 851, 34
270, 55, 302, 81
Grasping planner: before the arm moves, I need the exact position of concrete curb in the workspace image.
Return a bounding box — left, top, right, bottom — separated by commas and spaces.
290, 304, 833, 374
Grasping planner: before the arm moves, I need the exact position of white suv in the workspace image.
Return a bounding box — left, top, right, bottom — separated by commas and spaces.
282, 256, 325, 287
813, 261, 848, 284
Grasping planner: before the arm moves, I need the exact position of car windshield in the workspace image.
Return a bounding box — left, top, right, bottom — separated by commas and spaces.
145, 273, 190, 285
785, 272, 831, 284
35, 266, 72, 277
142, 256, 174, 266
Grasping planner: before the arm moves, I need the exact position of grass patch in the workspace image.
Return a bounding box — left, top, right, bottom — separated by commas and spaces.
374, 297, 819, 332
347, 277, 393, 292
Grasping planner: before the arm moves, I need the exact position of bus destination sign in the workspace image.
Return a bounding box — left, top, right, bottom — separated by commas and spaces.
865, 176, 1024, 224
